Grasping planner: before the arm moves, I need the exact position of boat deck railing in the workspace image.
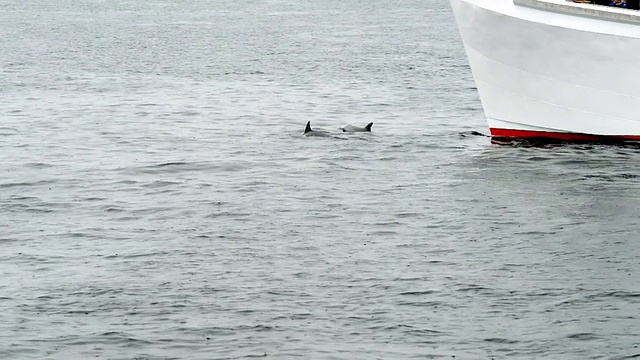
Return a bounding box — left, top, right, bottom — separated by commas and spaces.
514, 0, 640, 24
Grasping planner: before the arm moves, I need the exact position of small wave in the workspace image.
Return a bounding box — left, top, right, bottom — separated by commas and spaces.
25, 162, 54, 168
399, 290, 438, 296
0, 180, 54, 188
234, 324, 274, 332
141, 180, 182, 188
368, 324, 440, 333
86, 331, 154, 345
154, 162, 189, 167
526, 156, 551, 161
368, 324, 411, 331
610, 354, 640, 360
395, 212, 422, 218
128, 161, 244, 175
405, 328, 445, 335
483, 338, 519, 344
7, 195, 39, 201
64, 232, 101, 239
243, 353, 268, 358
68, 288, 119, 297
100, 205, 126, 212
581, 173, 639, 182
35, 294, 56, 299
205, 211, 252, 219
24, 207, 54, 214
393, 277, 427, 282
566, 333, 600, 341
459, 130, 488, 138
373, 221, 402, 226
265, 290, 310, 297
81, 197, 106, 201
397, 300, 446, 308
65, 309, 94, 315
173, 110, 200, 116
112, 179, 138, 185
120, 251, 168, 259
558, 291, 640, 306
601, 291, 640, 298
456, 284, 491, 293
425, 260, 452, 265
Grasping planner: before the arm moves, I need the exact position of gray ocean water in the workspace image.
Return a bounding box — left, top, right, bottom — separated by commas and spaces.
1, 0, 639, 359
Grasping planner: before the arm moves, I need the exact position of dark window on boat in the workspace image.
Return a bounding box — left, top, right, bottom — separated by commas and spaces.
577, 0, 640, 9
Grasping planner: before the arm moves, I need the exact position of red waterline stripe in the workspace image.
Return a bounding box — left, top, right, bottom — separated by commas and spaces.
490, 128, 640, 141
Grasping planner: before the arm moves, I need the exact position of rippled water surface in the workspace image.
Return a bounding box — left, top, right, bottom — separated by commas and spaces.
1, 0, 639, 359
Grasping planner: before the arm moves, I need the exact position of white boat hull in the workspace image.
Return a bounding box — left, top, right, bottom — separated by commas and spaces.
450, 0, 640, 140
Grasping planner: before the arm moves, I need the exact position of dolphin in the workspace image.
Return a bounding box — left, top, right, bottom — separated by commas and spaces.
340, 122, 373, 133
303, 121, 332, 137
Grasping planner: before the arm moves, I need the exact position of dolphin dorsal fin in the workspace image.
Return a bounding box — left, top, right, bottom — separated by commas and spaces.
304, 121, 312, 134
365, 122, 373, 132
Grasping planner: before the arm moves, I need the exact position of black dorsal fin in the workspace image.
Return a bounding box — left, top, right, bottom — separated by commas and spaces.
304, 121, 312, 134
365, 122, 373, 132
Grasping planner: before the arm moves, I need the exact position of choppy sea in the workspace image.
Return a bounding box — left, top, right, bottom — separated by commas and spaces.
1, 0, 638, 359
